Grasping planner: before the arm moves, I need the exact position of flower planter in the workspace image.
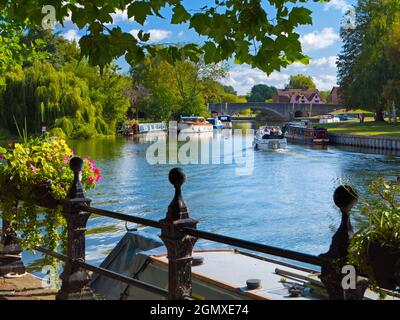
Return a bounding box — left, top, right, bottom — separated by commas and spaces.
367, 242, 400, 290
33, 184, 59, 209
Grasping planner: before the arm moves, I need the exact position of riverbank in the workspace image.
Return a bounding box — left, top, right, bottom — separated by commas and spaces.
319, 119, 400, 138
318, 119, 400, 150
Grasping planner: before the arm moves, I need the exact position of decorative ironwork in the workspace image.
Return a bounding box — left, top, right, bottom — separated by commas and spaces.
159, 168, 198, 300
319, 186, 368, 300
56, 157, 94, 300
0, 215, 25, 276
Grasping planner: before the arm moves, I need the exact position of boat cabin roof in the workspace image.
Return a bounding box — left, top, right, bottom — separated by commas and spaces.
181, 116, 206, 121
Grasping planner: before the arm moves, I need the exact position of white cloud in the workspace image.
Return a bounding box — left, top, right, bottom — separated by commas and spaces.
178, 31, 185, 38
62, 29, 80, 42
300, 28, 340, 52
221, 65, 290, 95
324, 0, 352, 13
311, 56, 338, 68
130, 29, 172, 42
312, 75, 338, 91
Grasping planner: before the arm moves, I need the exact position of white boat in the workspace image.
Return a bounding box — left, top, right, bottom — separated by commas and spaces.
319, 115, 340, 124
253, 126, 287, 150
206, 117, 224, 129
218, 115, 233, 129
178, 116, 213, 133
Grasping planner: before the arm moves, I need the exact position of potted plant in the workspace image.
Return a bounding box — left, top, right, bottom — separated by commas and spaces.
348, 178, 400, 291
0, 137, 102, 273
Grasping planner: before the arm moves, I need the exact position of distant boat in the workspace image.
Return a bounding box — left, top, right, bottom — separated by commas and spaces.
218, 115, 233, 129
319, 115, 340, 124
284, 121, 329, 145
178, 116, 213, 133
254, 126, 287, 150
206, 117, 223, 129
122, 122, 167, 136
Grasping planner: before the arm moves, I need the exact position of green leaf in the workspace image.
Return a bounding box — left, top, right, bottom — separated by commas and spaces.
127, 1, 152, 25
171, 4, 191, 24
288, 7, 312, 26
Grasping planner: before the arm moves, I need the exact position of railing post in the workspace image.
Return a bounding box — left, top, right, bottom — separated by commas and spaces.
56, 157, 94, 300
319, 186, 368, 300
159, 168, 198, 300
0, 206, 25, 276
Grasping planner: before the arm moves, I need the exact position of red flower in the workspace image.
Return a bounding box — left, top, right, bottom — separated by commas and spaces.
87, 177, 95, 184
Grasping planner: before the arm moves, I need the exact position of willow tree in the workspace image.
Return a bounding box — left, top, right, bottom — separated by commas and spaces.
0, 61, 130, 138
1, 0, 322, 73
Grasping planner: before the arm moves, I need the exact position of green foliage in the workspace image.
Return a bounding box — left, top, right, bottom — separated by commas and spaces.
0, 137, 101, 267
247, 84, 276, 102
286, 74, 316, 90
131, 57, 226, 120
338, 0, 400, 113
1, 1, 321, 73
348, 178, 400, 285
0, 8, 47, 73
0, 60, 130, 139
240, 108, 253, 115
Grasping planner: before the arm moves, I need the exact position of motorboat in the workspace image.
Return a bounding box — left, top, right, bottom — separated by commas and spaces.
253, 126, 287, 150
217, 115, 233, 129
178, 116, 214, 133
206, 117, 224, 129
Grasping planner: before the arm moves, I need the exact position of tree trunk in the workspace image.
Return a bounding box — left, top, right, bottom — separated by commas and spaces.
375, 109, 385, 122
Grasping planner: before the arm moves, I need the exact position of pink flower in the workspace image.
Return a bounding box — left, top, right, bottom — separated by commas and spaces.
87, 177, 95, 184
30, 164, 37, 173
89, 160, 95, 168
63, 157, 70, 163
96, 174, 102, 182
0, 154, 5, 160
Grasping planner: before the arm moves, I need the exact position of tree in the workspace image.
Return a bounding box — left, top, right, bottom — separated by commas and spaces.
131, 56, 227, 120
337, 0, 400, 120
222, 85, 237, 95
21, 28, 80, 69
0, 9, 46, 75
1, 1, 320, 73
286, 74, 316, 90
247, 84, 275, 102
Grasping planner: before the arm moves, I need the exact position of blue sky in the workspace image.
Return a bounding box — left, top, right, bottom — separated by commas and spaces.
58, 0, 356, 95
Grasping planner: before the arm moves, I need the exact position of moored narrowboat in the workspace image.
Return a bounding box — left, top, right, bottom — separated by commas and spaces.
283, 121, 329, 145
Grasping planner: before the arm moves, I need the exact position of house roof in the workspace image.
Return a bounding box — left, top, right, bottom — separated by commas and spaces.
275, 89, 321, 102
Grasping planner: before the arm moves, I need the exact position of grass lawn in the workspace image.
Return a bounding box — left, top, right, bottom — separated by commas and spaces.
318, 119, 400, 138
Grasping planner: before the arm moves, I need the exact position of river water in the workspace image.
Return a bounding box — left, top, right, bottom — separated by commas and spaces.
22, 122, 400, 273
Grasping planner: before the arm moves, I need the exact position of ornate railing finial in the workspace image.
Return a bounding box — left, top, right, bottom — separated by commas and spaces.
68, 157, 86, 200
160, 168, 198, 300
166, 168, 189, 221
319, 185, 368, 300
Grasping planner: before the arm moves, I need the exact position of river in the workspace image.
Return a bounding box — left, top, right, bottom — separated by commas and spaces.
22, 122, 400, 273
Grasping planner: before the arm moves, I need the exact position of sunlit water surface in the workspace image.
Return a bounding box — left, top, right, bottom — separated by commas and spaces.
22, 122, 400, 273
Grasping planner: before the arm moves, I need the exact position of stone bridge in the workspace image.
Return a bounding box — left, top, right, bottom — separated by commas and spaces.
208, 102, 343, 120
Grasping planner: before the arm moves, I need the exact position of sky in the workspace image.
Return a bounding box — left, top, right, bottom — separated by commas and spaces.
57, 0, 357, 95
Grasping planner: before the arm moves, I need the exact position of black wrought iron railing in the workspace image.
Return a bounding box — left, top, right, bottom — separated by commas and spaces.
0, 157, 369, 300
